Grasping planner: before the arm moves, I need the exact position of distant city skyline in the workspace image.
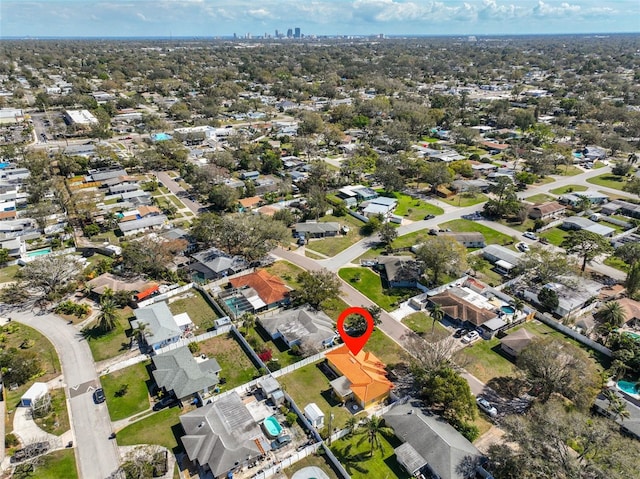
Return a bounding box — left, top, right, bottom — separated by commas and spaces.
1, 0, 639, 39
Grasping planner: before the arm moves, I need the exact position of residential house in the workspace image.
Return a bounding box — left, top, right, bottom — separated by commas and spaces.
618, 298, 640, 328
325, 345, 393, 409
188, 247, 249, 282
131, 302, 191, 351
294, 222, 340, 238
0, 236, 25, 258
118, 214, 167, 236
529, 201, 567, 220
377, 256, 422, 288
481, 244, 524, 274
428, 289, 497, 329
594, 388, 640, 440
362, 196, 397, 218
602, 199, 640, 219
525, 278, 604, 317
500, 328, 536, 358
229, 269, 290, 311
450, 179, 491, 193
383, 401, 486, 479
88, 167, 127, 182
152, 346, 221, 401
240, 171, 260, 181
238, 196, 263, 211
337, 185, 378, 203
439, 232, 486, 248
583, 146, 607, 161
180, 392, 270, 479
561, 217, 615, 237
559, 191, 609, 207
258, 306, 335, 350
86, 273, 156, 299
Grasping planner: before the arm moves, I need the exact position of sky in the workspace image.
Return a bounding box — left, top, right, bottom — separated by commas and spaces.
1, 0, 639, 38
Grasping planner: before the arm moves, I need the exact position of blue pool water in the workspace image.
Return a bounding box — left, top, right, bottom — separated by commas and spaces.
27, 247, 52, 258
617, 380, 640, 396
262, 416, 283, 438
573, 152, 583, 158
0, 163, 10, 169
152, 132, 172, 141
501, 306, 516, 314
223, 296, 253, 316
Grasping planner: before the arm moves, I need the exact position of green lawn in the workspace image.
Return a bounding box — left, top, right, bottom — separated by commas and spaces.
604, 255, 629, 272
440, 193, 488, 207
539, 227, 570, 247
455, 336, 516, 383
245, 324, 302, 368
278, 361, 352, 430
264, 260, 305, 290
305, 250, 325, 260
309, 215, 367, 257
0, 264, 20, 283
284, 452, 339, 479
197, 333, 259, 390
377, 191, 444, 219
84, 307, 133, 362
101, 362, 151, 421
365, 329, 408, 366
330, 433, 408, 479
439, 219, 514, 246
338, 267, 417, 312
401, 312, 449, 336
117, 407, 183, 451
321, 297, 351, 322
549, 184, 588, 195
525, 193, 555, 204
533, 177, 556, 185
31, 449, 78, 479
586, 174, 628, 191
168, 289, 221, 332
555, 165, 584, 176
33, 389, 70, 436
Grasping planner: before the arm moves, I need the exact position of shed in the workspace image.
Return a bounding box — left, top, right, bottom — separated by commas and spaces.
304, 403, 325, 428
20, 382, 48, 407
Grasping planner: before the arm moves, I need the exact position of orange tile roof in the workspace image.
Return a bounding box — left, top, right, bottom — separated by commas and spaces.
138, 205, 162, 217
239, 196, 262, 208
0, 211, 17, 220
229, 269, 289, 305
325, 345, 393, 404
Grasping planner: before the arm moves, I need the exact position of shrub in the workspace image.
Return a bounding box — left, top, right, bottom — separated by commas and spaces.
188, 342, 200, 354
452, 420, 480, 442
286, 411, 298, 426
266, 359, 281, 371
258, 349, 272, 362
5, 433, 19, 449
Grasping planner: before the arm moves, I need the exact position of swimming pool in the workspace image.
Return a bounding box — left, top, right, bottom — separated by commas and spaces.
152, 132, 172, 141
262, 416, 283, 438
27, 247, 52, 258
617, 380, 640, 398
501, 305, 516, 314
223, 296, 253, 317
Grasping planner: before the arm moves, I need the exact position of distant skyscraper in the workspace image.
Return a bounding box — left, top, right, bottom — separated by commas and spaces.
275, 29, 279, 38
294, 27, 301, 38
287, 28, 293, 38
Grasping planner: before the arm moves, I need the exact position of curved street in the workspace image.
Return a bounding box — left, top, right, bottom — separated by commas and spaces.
5, 307, 120, 479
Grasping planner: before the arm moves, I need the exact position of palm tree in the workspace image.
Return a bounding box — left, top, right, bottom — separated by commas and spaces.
356, 416, 394, 457
575, 195, 592, 213
132, 321, 149, 344
345, 416, 358, 437
430, 303, 445, 334
513, 298, 525, 317
97, 298, 118, 332
603, 389, 631, 421
598, 301, 626, 328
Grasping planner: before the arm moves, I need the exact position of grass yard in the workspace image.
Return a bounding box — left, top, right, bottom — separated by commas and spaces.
549, 184, 588, 195
264, 260, 305, 290
586, 174, 628, 191
440, 193, 488, 207
31, 449, 78, 479
84, 307, 133, 362
321, 297, 351, 322
245, 324, 301, 368
117, 407, 183, 451
101, 362, 151, 422
539, 227, 570, 247
455, 336, 516, 383
533, 177, 556, 186
525, 193, 555, 204
0, 264, 20, 283
401, 312, 448, 336
310, 215, 366, 257
278, 361, 352, 430
378, 191, 444, 220
330, 433, 408, 479
472, 415, 494, 442
168, 289, 221, 332
439, 219, 514, 246
197, 333, 259, 390
365, 329, 408, 366
338, 267, 417, 312
556, 165, 584, 176
284, 452, 340, 479
604, 256, 629, 272
33, 389, 70, 436
305, 250, 325, 260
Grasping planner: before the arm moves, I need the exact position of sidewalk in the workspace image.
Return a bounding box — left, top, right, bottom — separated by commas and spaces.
96, 350, 148, 376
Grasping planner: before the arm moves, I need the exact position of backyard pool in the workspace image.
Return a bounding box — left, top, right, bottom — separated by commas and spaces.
262, 416, 283, 438
223, 295, 254, 317
152, 132, 172, 141
617, 380, 640, 398
501, 305, 516, 314
27, 247, 52, 258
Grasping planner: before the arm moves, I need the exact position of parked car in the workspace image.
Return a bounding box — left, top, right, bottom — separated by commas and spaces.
271, 434, 292, 450
93, 388, 106, 404
516, 242, 530, 252
423, 214, 435, 220
523, 231, 538, 240
153, 395, 179, 411
461, 330, 480, 344
453, 328, 468, 338
476, 396, 498, 417
429, 228, 438, 235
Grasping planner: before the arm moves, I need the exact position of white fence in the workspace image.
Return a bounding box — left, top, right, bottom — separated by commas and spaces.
137, 283, 195, 308
271, 343, 343, 378
250, 443, 322, 479
535, 312, 612, 357
153, 324, 231, 355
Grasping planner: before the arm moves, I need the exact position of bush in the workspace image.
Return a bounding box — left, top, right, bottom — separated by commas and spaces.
258, 349, 273, 362
55, 300, 90, 318
188, 342, 200, 354
266, 359, 281, 371
5, 433, 19, 449
286, 411, 298, 427
452, 420, 480, 442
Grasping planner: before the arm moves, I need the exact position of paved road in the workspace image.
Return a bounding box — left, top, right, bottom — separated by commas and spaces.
6, 308, 120, 479
154, 170, 203, 215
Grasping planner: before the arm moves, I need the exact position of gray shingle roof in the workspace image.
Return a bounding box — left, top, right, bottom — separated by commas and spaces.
294, 222, 340, 235
131, 302, 180, 346
191, 247, 248, 275
118, 214, 167, 233
259, 306, 334, 348
152, 346, 220, 399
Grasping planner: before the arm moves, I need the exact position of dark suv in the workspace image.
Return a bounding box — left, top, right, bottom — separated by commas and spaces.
93, 388, 106, 404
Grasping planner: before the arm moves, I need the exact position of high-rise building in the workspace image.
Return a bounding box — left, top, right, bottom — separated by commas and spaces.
287, 28, 293, 38
294, 27, 301, 38
275, 29, 279, 38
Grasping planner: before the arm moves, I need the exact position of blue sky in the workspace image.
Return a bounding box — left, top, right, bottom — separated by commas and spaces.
1, 0, 639, 38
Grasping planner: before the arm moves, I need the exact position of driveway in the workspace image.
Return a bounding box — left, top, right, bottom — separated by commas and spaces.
6, 307, 120, 479
154, 170, 203, 215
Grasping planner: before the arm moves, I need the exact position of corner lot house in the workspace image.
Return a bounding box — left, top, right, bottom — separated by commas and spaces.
152, 346, 221, 401
293, 222, 340, 238
258, 306, 335, 350
229, 269, 290, 311
428, 289, 497, 329
528, 201, 566, 220
131, 302, 193, 351
180, 392, 270, 479
325, 345, 393, 409
188, 247, 249, 281
377, 256, 422, 288
384, 401, 486, 479
562, 217, 615, 237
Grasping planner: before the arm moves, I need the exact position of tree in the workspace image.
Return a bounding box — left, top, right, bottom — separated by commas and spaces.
97, 298, 118, 332
597, 301, 626, 329
121, 238, 185, 279
611, 161, 632, 176
614, 242, 640, 266
420, 162, 453, 193
132, 321, 149, 344
483, 177, 524, 219
208, 184, 239, 212
420, 367, 477, 423
0, 348, 42, 386
356, 416, 394, 457
561, 230, 613, 272
622, 176, 640, 198
515, 246, 579, 287
19, 255, 81, 299
537, 286, 559, 312
626, 261, 640, 297
430, 304, 444, 334
517, 337, 600, 409
415, 236, 467, 285
378, 222, 397, 247
602, 389, 631, 422
0, 248, 9, 265
291, 269, 341, 309
373, 156, 404, 193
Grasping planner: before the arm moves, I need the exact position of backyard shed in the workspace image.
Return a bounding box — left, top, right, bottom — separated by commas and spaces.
20, 382, 48, 407
304, 403, 325, 428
